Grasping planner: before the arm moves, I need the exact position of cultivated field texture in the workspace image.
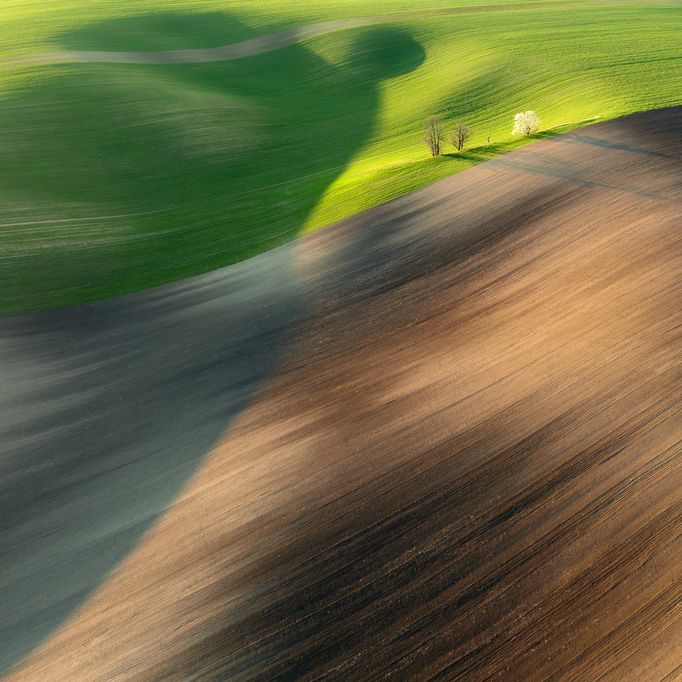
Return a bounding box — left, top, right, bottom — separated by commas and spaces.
2, 108, 680, 680
0, 0, 680, 311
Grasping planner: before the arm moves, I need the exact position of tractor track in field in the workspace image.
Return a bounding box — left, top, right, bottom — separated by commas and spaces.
4, 2, 595, 67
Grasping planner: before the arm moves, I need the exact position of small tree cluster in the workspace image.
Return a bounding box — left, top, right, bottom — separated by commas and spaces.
423, 110, 542, 157
423, 117, 473, 156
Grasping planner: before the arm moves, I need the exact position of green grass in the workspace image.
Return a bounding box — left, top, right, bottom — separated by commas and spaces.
0, 1, 680, 313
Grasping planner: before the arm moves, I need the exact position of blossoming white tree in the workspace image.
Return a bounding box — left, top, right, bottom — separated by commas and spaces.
512, 110, 541, 136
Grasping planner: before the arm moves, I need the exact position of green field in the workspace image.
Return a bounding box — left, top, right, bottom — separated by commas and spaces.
1, 0, 680, 312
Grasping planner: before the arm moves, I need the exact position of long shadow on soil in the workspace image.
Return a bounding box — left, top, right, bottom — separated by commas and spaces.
0, 13, 424, 674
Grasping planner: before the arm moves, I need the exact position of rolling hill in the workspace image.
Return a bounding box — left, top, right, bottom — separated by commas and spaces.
0, 0, 680, 312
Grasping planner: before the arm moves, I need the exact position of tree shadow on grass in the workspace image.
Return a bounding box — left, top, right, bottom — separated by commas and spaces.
0, 12, 424, 674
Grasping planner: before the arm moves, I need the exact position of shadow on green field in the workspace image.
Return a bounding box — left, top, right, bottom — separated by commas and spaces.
443, 138, 528, 163
0, 12, 425, 313
534, 130, 564, 140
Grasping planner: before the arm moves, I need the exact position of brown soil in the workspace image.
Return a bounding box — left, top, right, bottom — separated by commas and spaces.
6, 108, 681, 681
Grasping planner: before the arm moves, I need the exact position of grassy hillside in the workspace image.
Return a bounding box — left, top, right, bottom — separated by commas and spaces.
1, 1, 680, 312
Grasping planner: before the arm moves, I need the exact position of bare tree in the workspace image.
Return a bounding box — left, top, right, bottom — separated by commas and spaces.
424, 116, 444, 156
450, 122, 472, 151
512, 110, 541, 137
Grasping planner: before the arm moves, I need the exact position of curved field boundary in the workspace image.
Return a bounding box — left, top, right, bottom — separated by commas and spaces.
6, 18, 373, 66
4, 3, 589, 67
